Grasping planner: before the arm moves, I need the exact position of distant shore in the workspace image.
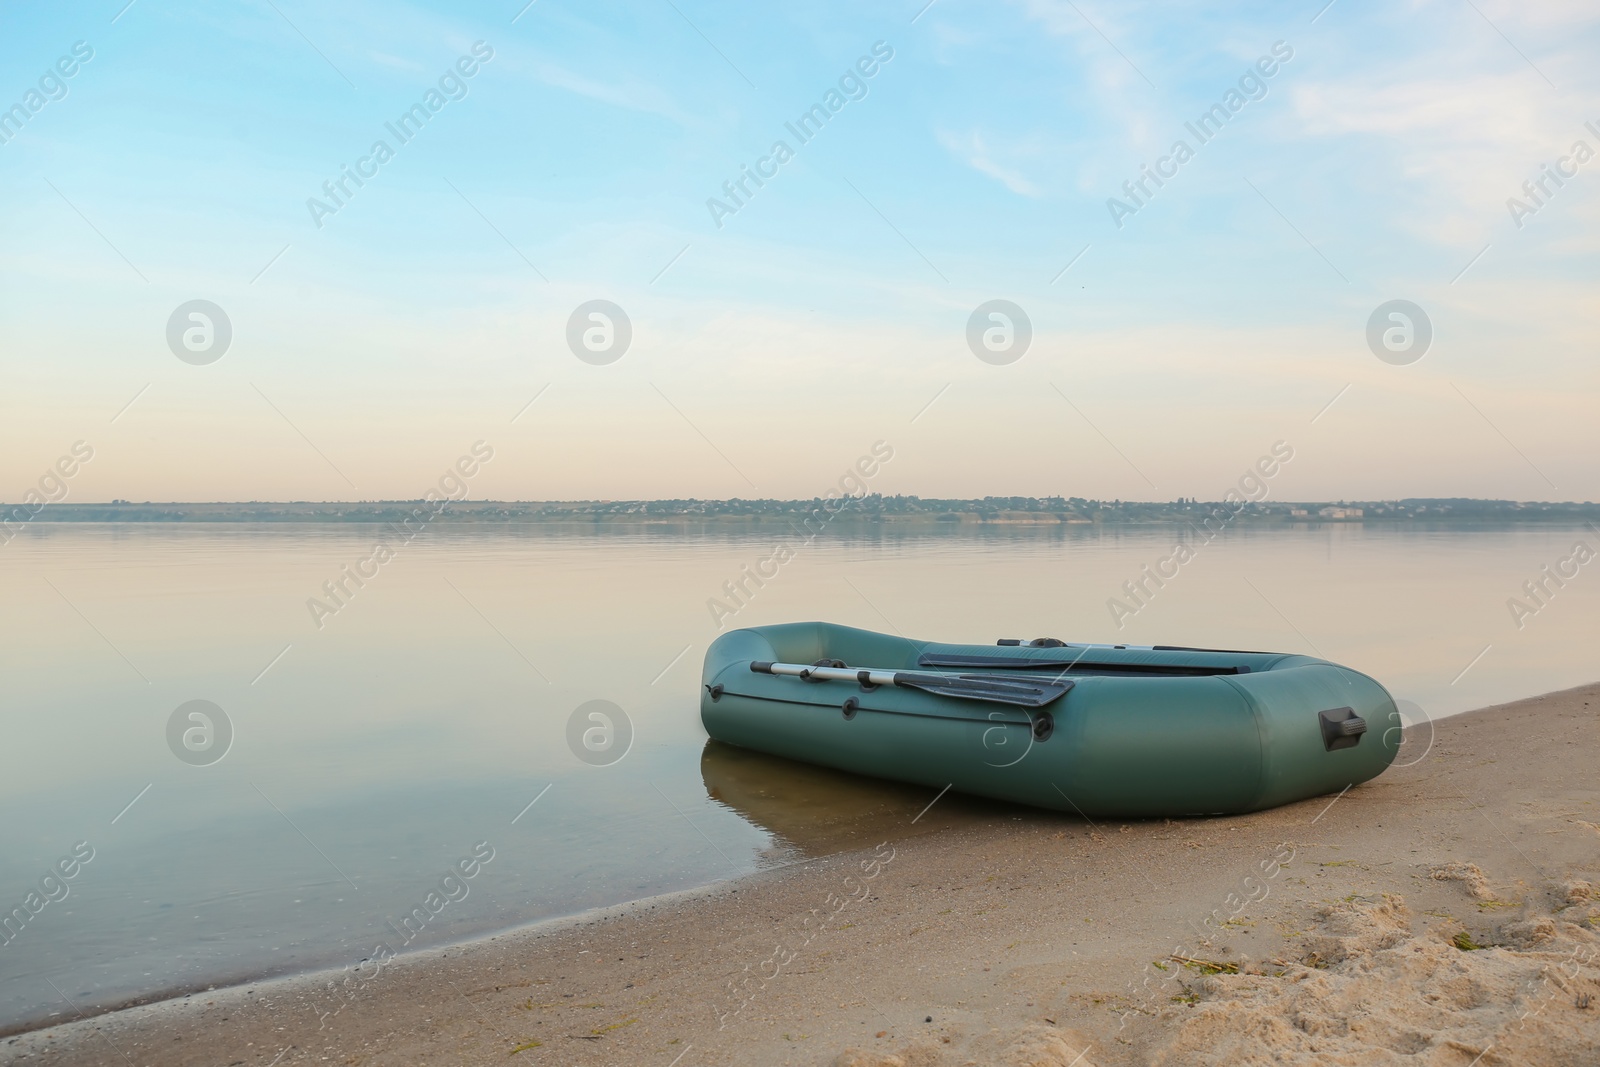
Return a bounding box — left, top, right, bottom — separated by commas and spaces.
10, 496, 1600, 526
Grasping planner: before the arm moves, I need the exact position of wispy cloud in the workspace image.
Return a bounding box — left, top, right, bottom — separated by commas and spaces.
365, 50, 427, 74
937, 130, 1042, 196
519, 56, 692, 125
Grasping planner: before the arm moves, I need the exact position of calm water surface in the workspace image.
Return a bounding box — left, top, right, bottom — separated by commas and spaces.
1, 522, 1595, 1031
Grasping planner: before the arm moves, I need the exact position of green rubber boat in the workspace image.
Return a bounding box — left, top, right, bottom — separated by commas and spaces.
700, 621, 1399, 817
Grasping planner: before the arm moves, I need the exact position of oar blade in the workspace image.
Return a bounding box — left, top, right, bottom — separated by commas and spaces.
892, 672, 1073, 708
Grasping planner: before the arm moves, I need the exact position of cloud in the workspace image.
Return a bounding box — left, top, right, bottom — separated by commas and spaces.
1012, 0, 1153, 98
1286, 72, 1583, 249
366, 51, 428, 74
517, 57, 692, 126
937, 130, 1042, 196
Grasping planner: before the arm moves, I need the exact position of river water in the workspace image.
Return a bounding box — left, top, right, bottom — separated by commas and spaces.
1, 521, 1594, 1031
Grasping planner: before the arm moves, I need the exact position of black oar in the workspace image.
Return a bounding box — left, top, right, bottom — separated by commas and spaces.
749, 660, 1073, 708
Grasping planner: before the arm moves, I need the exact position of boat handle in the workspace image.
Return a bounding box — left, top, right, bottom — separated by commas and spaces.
1318, 707, 1367, 751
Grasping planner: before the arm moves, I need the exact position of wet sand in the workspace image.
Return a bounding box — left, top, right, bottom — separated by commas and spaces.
11, 682, 1600, 1066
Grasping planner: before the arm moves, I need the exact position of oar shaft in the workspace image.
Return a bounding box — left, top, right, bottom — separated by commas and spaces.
751, 661, 899, 687
748, 659, 1073, 709
751, 660, 1048, 693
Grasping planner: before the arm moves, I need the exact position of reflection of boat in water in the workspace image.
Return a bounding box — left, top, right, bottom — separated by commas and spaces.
701, 621, 1399, 818
700, 740, 993, 854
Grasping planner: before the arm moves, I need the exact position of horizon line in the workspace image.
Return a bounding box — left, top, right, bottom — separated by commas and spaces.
17, 497, 1600, 508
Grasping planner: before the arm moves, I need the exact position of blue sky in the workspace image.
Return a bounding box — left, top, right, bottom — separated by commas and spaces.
2, 0, 1596, 501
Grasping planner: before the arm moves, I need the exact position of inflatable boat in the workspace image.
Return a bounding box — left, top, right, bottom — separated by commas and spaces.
700, 622, 1399, 817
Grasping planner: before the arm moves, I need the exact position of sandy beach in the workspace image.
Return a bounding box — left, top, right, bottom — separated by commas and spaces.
11, 681, 1599, 1067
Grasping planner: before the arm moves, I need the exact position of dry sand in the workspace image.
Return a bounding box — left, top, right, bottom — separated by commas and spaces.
9, 682, 1599, 1067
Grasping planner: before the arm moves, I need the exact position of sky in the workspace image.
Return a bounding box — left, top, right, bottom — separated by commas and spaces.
1, 0, 1597, 503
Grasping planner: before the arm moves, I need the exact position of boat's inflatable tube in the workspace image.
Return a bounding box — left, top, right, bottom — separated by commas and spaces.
700, 622, 1400, 818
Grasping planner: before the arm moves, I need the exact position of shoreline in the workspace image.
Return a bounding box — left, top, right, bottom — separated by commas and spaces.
0, 873, 783, 1042
12, 681, 1600, 1065
0, 876, 743, 1042
0, 773, 996, 1044
17, 519, 1566, 529
15, 517, 1595, 528
11, 496, 1599, 530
